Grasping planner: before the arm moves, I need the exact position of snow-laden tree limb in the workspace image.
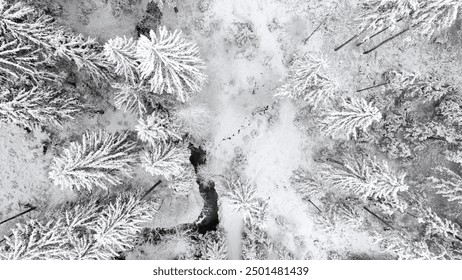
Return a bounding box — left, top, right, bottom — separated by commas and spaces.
49, 130, 138, 191
136, 110, 182, 145
321, 97, 382, 140
137, 27, 207, 102
274, 54, 338, 109
140, 142, 190, 181
0, 86, 84, 128
0, 191, 156, 260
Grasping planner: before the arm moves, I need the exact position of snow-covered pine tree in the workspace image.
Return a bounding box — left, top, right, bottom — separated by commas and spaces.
320, 97, 382, 140
221, 178, 260, 222
112, 83, 149, 116
418, 207, 461, 241
428, 166, 462, 205
0, 1, 110, 83
140, 142, 190, 180
0, 38, 57, 83
0, 86, 85, 128
168, 165, 197, 195
49, 130, 138, 191
103, 36, 138, 83
333, 201, 365, 229
196, 230, 228, 260
241, 222, 271, 260
356, 0, 415, 43
290, 167, 325, 201
50, 32, 111, 83
357, 0, 461, 43
0, 219, 67, 260
372, 230, 443, 260
136, 110, 182, 145
111, 82, 179, 117
172, 102, 212, 143
0, 1, 56, 48
137, 26, 207, 102
0, 191, 156, 260
89, 192, 156, 257
274, 54, 338, 109
411, 0, 462, 38
320, 156, 408, 203
383, 69, 449, 103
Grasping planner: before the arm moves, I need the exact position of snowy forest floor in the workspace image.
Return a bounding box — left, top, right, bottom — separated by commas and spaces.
2, 0, 462, 259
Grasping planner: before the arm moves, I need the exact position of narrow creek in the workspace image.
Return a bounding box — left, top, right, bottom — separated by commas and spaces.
188, 145, 220, 234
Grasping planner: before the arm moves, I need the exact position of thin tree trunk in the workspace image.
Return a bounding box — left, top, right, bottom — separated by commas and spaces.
0, 206, 36, 226
363, 27, 410, 55
303, 18, 327, 44
141, 180, 162, 200
356, 18, 404, 47
307, 199, 322, 213
334, 34, 358, 51
363, 206, 395, 229
356, 82, 388, 93
356, 27, 390, 47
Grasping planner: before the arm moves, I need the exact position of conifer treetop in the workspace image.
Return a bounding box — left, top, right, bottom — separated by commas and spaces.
321, 97, 382, 140
0, 191, 156, 260
0, 86, 85, 128
137, 26, 207, 102
140, 142, 190, 181
49, 130, 138, 191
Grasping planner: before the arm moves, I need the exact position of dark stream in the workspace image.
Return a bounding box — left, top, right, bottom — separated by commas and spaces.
188, 145, 219, 234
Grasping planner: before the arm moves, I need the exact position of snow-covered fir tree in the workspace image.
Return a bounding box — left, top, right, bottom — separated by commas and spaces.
418, 207, 461, 241
136, 110, 182, 145
112, 83, 149, 116
383, 69, 449, 103
0, 1, 56, 48
357, 0, 462, 43
168, 165, 197, 195
0, 38, 57, 83
140, 142, 190, 180
241, 222, 271, 260
111, 82, 179, 117
221, 178, 261, 222
428, 166, 462, 205
274, 54, 338, 109
372, 230, 444, 260
172, 102, 212, 143
356, 0, 415, 43
49, 130, 138, 191
50, 32, 111, 83
320, 156, 408, 205
411, 0, 462, 38
103, 36, 138, 83
0, 86, 84, 128
320, 97, 382, 140
196, 229, 228, 260
0, 1, 110, 83
104, 26, 207, 104
290, 167, 325, 201
137, 27, 207, 102
0, 191, 156, 260
0, 219, 68, 260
